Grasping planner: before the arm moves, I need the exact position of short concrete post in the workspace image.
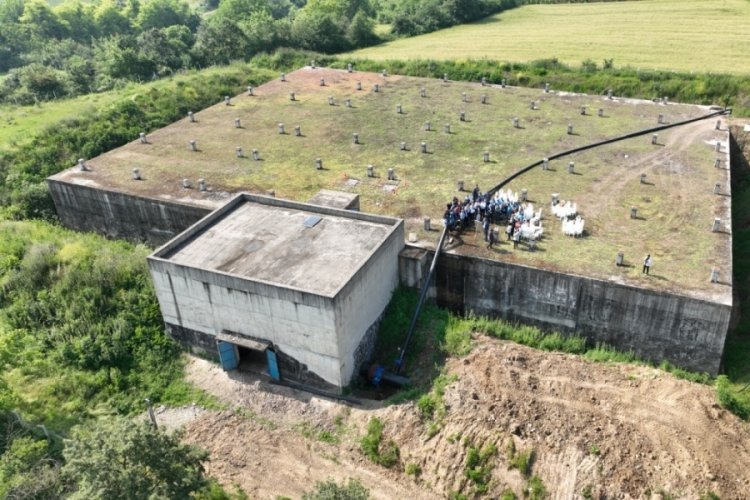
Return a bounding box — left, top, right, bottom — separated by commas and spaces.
198, 178, 206, 192
443, 73, 448, 82
420, 87, 426, 98
266, 189, 275, 197
713, 218, 721, 232
543, 158, 549, 170
513, 117, 520, 128
663, 96, 669, 104
278, 123, 285, 134
420, 141, 427, 153
345, 99, 352, 108
396, 103, 402, 114
481, 94, 487, 104
711, 268, 719, 283
460, 111, 466, 122
424, 121, 431, 131
356, 81, 362, 91
715, 158, 721, 168
183, 178, 191, 188
373, 84, 379, 93
530, 101, 536, 110
652, 134, 658, 145
311, 60, 316, 68
630, 207, 638, 219
315, 158, 323, 170
714, 182, 721, 194
715, 141, 721, 152
567, 123, 574, 135
457, 180, 464, 191
607, 89, 613, 99
294, 126, 301, 137
236, 146, 243, 157
367, 164, 374, 177
520, 188, 528, 201
132, 168, 141, 180
580, 106, 586, 116
280, 72, 286, 81
501, 78, 506, 88
445, 123, 451, 134
189, 140, 197, 151
424, 217, 431, 231
328, 96, 334, 106
400, 141, 406, 151
640, 173, 647, 184
481, 76, 487, 86
347, 63, 353, 73
544, 83, 550, 93
145, 399, 157, 428
320, 77, 325, 86
252, 149, 260, 161
382, 69, 388, 77
408, 232, 417, 243
551, 193, 559, 204
598, 108, 604, 117
483, 151, 490, 163
568, 161, 575, 174
353, 132, 359, 144
289, 92, 296, 101
462, 92, 467, 102
224, 96, 231, 105
247, 86, 254, 96
616, 252, 624, 266
234, 118, 241, 128
188, 111, 195, 122
388, 167, 395, 180
716, 119, 722, 131
658, 113, 664, 124
139, 132, 147, 144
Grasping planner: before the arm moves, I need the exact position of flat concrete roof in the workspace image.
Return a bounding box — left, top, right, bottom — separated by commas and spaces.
154, 194, 400, 296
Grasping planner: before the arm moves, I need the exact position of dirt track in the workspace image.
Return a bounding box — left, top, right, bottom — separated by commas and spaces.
172, 338, 750, 499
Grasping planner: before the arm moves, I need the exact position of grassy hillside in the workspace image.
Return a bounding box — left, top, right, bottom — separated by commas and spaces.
349, 0, 750, 75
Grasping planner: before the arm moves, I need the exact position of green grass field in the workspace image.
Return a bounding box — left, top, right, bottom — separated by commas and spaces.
350, 0, 750, 75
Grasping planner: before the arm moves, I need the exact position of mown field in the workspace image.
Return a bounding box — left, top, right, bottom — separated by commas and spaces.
350, 0, 750, 75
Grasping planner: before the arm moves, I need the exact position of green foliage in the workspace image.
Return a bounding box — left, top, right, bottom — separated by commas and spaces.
302, 477, 369, 500
464, 440, 497, 494
359, 417, 399, 468
501, 489, 517, 500
715, 375, 749, 420
404, 462, 422, 476
527, 475, 546, 500
61, 418, 209, 499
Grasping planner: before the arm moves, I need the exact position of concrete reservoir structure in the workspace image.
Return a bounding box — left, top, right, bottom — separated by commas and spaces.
147, 193, 404, 390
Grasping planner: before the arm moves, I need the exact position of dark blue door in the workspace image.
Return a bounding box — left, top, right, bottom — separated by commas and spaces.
217, 341, 238, 370
266, 349, 280, 380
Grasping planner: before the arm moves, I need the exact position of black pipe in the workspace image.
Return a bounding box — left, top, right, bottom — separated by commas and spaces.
267, 378, 362, 405
487, 108, 731, 196
394, 224, 449, 374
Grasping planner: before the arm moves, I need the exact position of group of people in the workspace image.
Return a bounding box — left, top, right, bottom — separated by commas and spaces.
442, 185, 543, 249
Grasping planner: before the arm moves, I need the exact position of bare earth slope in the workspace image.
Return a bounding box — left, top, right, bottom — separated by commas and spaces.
175, 338, 750, 498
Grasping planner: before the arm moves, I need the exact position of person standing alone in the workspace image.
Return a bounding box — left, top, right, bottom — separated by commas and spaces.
643, 254, 652, 275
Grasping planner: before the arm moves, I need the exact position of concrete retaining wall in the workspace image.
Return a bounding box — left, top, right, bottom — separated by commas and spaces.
48, 180, 211, 246
400, 247, 730, 375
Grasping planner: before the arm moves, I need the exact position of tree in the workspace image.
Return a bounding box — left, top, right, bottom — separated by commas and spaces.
94, 0, 133, 37
136, 0, 200, 32
291, 9, 349, 53
192, 16, 250, 65
55, 0, 98, 42
62, 418, 209, 500
19, 0, 68, 40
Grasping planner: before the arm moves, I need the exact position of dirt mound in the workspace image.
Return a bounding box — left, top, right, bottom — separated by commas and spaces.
180, 339, 750, 499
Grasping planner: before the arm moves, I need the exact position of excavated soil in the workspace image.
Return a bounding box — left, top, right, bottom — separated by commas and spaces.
170, 338, 750, 499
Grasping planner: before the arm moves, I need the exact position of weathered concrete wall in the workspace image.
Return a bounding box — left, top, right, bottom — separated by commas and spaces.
148, 258, 345, 386
400, 247, 730, 374
48, 180, 211, 246
334, 220, 404, 384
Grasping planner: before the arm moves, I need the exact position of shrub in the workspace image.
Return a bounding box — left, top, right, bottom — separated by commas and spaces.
359, 417, 399, 468
716, 375, 750, 420
302, 478, 369, 500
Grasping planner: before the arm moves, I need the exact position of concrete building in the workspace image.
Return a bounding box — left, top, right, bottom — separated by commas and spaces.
147, 193, 404, 390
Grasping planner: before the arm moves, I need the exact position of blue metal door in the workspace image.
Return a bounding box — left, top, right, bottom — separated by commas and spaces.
266, 349, 280, 380
217, 341, 238, 370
